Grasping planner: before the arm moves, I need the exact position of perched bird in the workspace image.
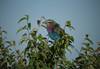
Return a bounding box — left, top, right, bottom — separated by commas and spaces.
38, 19, 65, 40
37, 18, 79, 53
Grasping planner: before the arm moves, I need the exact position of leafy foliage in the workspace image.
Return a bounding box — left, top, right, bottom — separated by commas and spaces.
0, 27, 16, 69
73, 34, 100, 69
0, 15, 100, 69
16, 15, 75, 69
65, 21, 75, 30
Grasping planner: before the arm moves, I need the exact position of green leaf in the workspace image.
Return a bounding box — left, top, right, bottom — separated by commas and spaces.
17, 25, 27, 33
65, 20, 75, 30
27, 40, 33, 47
84, 34, 93, 44
22, 33, 27, 36
31, 30, 37, 38
71, 26, 75, 30
6, 40, 16, 46
28, 23, 31, 29
11, 40, 16, 46
86, 38, 93, 44
83, 42, 90, 47
18, 16, 27, 23
13, 41, 16, 46
25, 15, 29, 21
66, 21, 71, 27
2, 30, 7, 34
37, 34, 44, 41
18, 15, 29, 23
6, 41, 12, 45
20, 40, 25, 45
70, 36, 74, 42
20, 37, 28, 45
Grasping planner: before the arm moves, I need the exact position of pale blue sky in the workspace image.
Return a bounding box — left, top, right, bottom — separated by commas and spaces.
0, 0, 100, 60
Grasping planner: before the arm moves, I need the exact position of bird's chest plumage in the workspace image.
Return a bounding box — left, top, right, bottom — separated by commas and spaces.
47, 27, 53, 32
47, 28, 60, 40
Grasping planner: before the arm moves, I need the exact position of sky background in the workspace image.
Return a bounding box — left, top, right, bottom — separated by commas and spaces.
0, 0, 100, 60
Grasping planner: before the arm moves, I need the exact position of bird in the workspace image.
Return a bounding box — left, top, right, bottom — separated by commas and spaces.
37, 18, 80, 53
37, 18, 65, 41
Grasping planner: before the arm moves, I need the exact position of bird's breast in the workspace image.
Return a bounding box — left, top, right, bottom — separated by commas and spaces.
47, 27, 53, 33
48, 31, 60, 40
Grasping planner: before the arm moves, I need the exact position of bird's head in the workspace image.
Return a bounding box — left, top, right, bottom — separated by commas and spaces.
42, 19, 56, 29
37, 17, 57, 29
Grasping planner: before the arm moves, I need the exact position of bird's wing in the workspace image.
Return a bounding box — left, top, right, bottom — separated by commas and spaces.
54, 26, 65, 37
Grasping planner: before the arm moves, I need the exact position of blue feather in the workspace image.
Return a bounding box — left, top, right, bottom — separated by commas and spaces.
48, 31, 60, 40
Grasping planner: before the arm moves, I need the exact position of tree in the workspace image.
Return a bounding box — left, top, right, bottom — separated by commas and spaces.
0, 15, 99, 69
0, 27, 16, 69
17, 15, 75, 69
74, 34, 100, 69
